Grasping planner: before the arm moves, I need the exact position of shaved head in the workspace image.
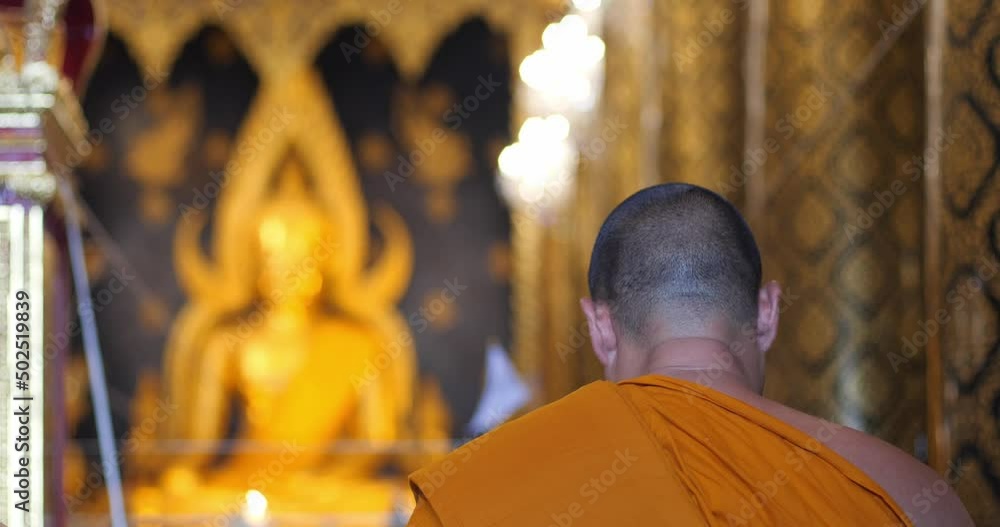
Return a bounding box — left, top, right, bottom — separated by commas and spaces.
587, 183, 762, 342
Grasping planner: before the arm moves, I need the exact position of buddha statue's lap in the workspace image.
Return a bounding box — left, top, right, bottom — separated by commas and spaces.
200, 318, 392, 481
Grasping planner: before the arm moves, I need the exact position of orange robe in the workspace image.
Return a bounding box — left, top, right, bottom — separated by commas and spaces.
407, 375, 912, 526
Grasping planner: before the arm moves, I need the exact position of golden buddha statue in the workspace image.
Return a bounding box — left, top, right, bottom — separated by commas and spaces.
220, 168, 410, 481
112, 71, 456, 523
140, 154, 425, 517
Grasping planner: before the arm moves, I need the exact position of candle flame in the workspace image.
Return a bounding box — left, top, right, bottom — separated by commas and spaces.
243, 489, 269, 525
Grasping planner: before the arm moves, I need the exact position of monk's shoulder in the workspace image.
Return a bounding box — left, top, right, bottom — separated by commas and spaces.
828, 427, 971, 526
776, 405, 972, 527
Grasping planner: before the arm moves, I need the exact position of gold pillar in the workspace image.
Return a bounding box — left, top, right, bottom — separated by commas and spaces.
540, 220, 585, 401
511, 209, 546, 400
602, 0, 659, 199
656, 0, 746, 198
928, 0, 1000, 520
755, 1, 926, 453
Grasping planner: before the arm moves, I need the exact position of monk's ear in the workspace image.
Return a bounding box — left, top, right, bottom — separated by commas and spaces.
755, 281, 781, 352
580, 298, 618, 368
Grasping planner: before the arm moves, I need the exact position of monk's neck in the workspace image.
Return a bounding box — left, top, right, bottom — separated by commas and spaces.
642, 337, 759, 397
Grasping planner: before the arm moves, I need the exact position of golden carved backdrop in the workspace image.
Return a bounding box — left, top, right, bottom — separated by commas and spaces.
70, 0, 543, 520
88, 1, 554, 399
104, 0, 554, 82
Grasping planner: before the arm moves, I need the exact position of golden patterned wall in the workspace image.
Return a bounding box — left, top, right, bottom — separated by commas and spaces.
930, 0, 1000, 520
754, 0, 926, 455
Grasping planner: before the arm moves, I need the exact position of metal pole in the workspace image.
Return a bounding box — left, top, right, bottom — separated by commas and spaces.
57, 180, 127, 527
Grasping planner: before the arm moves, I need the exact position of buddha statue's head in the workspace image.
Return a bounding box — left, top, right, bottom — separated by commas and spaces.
255, 160, 332, 307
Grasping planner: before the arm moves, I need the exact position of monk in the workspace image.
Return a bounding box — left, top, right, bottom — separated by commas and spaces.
406, 183, 973, 526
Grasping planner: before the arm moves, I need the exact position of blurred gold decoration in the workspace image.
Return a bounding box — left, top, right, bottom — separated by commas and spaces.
425, 188, 458, 224
421, 83, 455, 115
125, 372, 164, 481
415, 377, 452, 442
423, 288, 458, 332
395, 84, 472, 224
105, 0, 554, 82
83, 238, 107, 280
203, 29, 236, 65
146, 68, 427, 516
356, 132, 395, 173
63, 355, 90, 500
145, 87, 171, 115
125, 83, 203, 225
200, 128, 231, 168
81, 141, 110, 172
487, 240, 512, 282
402, 377, 453, 473
138, 295, 170, 333
65, 355, 90, 426
362, 38, 390, 66
139, 191, 172, 224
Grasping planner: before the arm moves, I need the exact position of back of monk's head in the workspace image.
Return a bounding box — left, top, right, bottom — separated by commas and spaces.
588, 183, 762, 341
